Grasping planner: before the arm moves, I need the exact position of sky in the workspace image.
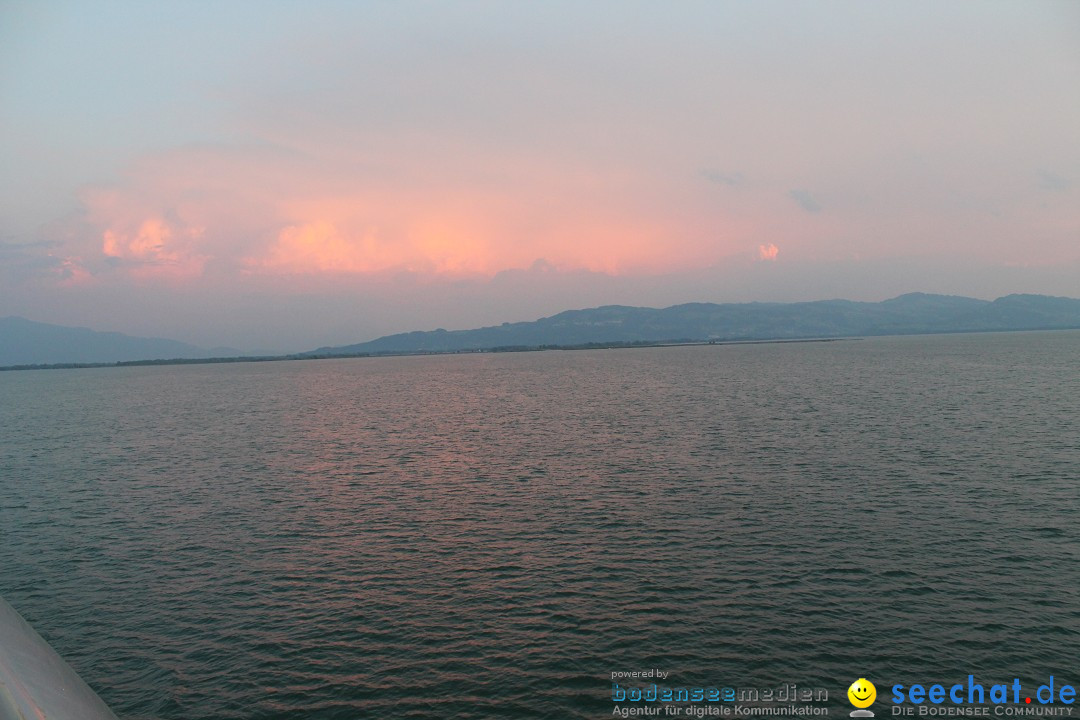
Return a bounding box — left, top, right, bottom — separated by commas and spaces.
1, 1, 1078, 352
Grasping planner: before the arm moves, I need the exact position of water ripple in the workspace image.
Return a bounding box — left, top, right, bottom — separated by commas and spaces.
1, 331, 1078, 718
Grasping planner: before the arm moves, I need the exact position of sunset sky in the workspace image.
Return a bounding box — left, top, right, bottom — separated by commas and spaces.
2, 1, 1078, 352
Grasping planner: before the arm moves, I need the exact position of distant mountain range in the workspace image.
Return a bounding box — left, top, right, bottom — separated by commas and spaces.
307, 293, 1080, 356
4, 293, 1079, 368
0, 316, 236, 367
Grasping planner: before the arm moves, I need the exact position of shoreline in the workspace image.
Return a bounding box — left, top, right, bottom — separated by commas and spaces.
4, 324, 1078, 372
1, 336, 853, 372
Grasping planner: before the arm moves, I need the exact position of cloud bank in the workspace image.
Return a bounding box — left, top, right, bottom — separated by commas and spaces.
0, 1, 1077, 350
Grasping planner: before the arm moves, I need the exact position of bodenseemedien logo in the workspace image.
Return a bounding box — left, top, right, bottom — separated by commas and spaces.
849, 678, 877, 717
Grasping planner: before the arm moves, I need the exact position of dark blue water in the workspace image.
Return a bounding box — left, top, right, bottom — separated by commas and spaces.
1, 332, 1078, 719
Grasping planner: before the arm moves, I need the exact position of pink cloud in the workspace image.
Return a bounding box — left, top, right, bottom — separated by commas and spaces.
63, 142, 759, 285
759, 243, 779, 261
260, 221, 388, 274
100, 218, 208, 280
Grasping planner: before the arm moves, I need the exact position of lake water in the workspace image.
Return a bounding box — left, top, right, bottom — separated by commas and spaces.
1, 331, 1078, 719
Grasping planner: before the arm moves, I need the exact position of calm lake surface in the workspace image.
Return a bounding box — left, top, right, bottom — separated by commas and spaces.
1, 332, 1078, 719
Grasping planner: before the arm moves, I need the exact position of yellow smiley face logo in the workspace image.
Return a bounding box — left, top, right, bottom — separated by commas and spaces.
848, 678, 876, 708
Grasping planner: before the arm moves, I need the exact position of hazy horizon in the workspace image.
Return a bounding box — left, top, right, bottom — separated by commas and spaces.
6, 289, 1080, 360
3, 1, 1078, 352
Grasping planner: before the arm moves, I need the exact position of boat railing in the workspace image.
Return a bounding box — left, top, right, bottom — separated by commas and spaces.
0, 595, 120, 720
